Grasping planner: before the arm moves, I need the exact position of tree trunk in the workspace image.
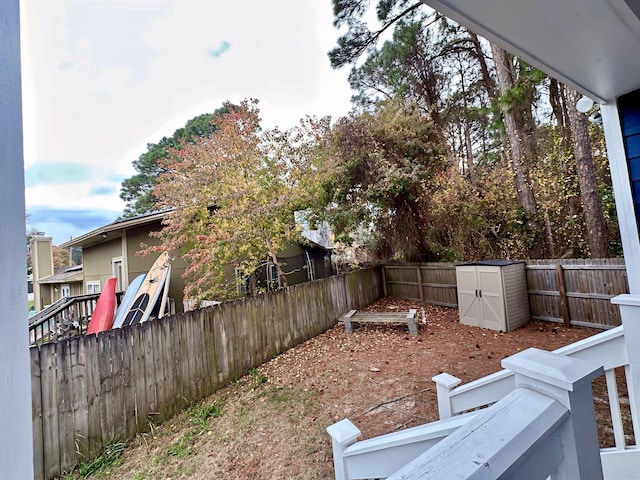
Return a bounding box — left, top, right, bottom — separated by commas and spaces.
550, 80, 582, 252
565, 88, 610, 258
491, 44, 545, 257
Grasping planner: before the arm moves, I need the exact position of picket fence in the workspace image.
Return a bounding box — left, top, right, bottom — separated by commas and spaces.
30, 267, 383, 480
383, 258, 628, 328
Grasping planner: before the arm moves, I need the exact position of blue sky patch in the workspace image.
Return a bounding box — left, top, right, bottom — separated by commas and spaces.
89, 185, 117, 196
27, 205, 121, 246
208, 41, 231, 59
25, 163, 92, 187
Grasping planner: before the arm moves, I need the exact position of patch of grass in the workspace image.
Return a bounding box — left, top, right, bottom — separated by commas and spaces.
130, 466, 152, 480
67, 440, 127, 478
175, 460, 197, 477
258, 385, 318, 409
158, 431, 197, 462
187, 399, 225, 432
248, 367, 269, 390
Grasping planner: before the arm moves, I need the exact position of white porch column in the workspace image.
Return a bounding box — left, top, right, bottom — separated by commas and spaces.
601, 102, 640, 293
0, 0, 35, 477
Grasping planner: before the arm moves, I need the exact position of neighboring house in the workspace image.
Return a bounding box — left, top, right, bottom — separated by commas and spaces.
30, 236, 83, 311
59, 210, 333, 313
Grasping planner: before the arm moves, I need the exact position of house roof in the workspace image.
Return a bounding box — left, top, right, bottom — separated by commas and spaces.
60, 208, 332, 252
59, 210, 167, 249
421, 0, 640, 102
37, 264, 84, 284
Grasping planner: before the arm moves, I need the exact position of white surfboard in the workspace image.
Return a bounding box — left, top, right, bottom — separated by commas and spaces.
112, 273, 146, 329
121, 252, 171, 327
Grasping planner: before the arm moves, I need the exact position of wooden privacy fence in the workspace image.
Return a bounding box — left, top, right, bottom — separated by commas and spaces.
526, 258, 627, 329
382, 263, 458, 307
31, 268, 383, 480
383, 259, 629, 329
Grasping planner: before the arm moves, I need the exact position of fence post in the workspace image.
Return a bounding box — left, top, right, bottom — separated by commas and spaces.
556, 264, 571, 327
432, 373, 461, 419
327, 419, 361, 480
416, 265, 425, 302
381, 266, 388, 297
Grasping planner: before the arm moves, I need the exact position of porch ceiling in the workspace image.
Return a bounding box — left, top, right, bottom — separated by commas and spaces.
421, 0, 640, 103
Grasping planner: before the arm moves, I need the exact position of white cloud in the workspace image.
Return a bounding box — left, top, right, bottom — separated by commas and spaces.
20, 0, 354, 240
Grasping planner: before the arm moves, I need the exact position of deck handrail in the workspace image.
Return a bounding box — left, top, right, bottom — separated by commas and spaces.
28, 292, 123, 345
433, 325, 633, 452
329, 349, 605, 480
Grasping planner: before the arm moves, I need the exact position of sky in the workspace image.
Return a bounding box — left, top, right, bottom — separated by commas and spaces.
20, 0, 355, 245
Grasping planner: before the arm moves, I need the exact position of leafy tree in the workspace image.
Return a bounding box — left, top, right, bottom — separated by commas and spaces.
312, 99, 447, 262
332, 0, 621, 261
120, 107, 230, 217
329, 0, 426, 69
146, 99, 329, 301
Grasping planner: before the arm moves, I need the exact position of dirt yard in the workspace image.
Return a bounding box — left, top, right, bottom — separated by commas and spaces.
65, 297, 606, 480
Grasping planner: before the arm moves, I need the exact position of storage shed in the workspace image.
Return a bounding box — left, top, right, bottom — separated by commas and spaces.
456, 260, 530, 332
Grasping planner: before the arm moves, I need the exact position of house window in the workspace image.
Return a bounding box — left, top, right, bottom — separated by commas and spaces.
266, 261, 281, 291
305, 251, 315, 282
87, 281, 101, 294
60, 284, 70, 298
235, 267, 249, 296
112, 257, 124, 292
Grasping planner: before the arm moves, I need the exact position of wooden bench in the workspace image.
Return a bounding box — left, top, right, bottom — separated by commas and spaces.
341, 309, 418, 335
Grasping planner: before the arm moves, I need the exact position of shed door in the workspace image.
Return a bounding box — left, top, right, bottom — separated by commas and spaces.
457, 265, 482, 327
477, 266, 505, 331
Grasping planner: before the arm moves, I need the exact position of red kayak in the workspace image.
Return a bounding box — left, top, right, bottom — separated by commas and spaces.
86, 278, 118, 335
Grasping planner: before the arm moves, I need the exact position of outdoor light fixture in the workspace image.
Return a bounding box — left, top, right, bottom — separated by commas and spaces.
576, 95, 602, 124
576, 96, 594, 113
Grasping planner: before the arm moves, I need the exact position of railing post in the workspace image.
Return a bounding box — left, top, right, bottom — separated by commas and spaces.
326, 419, 361, 480
431, 373, 461, 419
611, 294, 640, 444
503, 348, 604, 480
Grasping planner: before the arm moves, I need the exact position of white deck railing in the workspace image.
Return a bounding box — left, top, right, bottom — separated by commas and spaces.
327, 412, 478, 480
328, 326, 640, 480
432, 326, 637, 450
329, 349, 605, 480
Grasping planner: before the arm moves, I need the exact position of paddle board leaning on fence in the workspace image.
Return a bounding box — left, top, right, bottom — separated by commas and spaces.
85, 277, 118, 335
121, 251, 171, 327
111, 273, 146, 329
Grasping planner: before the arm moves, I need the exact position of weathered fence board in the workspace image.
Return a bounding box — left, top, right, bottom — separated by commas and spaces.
84, 335, 101, 462
129, 326, 148, 433
383, 263, 458, 307
39, 342, 59, 479
526, 259, 627, 329
28, 267, 386, 480
31, 347, 44, 480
